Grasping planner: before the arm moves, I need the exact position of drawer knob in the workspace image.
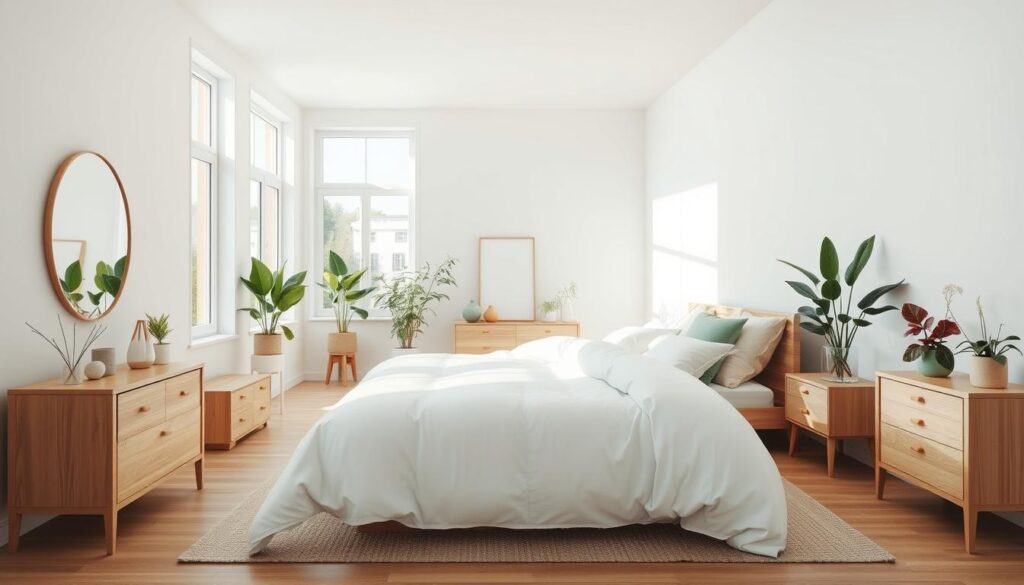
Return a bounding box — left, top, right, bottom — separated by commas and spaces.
911, 395, 926, 404
800, 389, 810, 395
800, 408, 810, 415
259, 406, 267, 410
481, 330, 490, 334
159, 430, 169, 437
544, 329, 552, 333
138, 405, 150, 413
911, 418, 925, 426
910, 445, 925, 454
179, 390, 188, 397
239, 395, 246, 400
239, 417, 246, 423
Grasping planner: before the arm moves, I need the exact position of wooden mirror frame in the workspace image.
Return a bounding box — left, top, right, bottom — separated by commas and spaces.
44, 151, 132, 321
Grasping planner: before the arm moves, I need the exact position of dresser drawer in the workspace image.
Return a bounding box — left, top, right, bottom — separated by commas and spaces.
164, 370, 201, 419
117, 382, 166, 440
231, 403, 256, 440
516, 324, 578, 344
455, 326, 517, 353
785, 379, 829, 433
880, 379, 963, 447
254, 382, 271, 425
881, 423, 963, 499
117, 408, 201, 502
231, 385, 254, 411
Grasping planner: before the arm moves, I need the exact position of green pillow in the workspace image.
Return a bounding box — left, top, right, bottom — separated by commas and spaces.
684, 312, 747, 384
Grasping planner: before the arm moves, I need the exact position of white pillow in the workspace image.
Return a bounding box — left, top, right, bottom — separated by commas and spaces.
645, 306, 709, 331
713, 313, 787, 388
603, 327, 678, 355
644, 335, 735, 379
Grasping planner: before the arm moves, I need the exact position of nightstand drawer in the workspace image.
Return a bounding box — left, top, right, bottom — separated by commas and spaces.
881, 423, 963, 499
880, 379, 963, 446
785, 379, 829, 433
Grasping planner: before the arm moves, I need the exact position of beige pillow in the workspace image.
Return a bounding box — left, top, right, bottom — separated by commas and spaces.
713, 313, 787, 388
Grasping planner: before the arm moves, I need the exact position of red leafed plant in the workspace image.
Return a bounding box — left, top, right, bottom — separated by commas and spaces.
901, 303, 960, 370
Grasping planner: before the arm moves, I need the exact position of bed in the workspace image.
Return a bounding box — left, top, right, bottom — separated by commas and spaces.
249, 336, 788, 558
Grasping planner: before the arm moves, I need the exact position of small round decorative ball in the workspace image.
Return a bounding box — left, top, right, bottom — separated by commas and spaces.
84, 361, 106, 380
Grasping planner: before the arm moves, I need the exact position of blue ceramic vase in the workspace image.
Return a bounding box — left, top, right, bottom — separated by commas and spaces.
462, 300, 483, 323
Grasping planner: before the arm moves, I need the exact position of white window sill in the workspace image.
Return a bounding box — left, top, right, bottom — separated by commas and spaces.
189, 333, 239, 349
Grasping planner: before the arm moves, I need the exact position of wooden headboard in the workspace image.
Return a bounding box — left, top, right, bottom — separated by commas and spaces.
688, 303, 801, 405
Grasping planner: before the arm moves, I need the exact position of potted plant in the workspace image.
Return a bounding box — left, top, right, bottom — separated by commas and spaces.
319, 251, 376, 355
239, 257, 307, 356
539, 300, 560, 322
557, 281, 578, 321
901, 299, 960, 378
374, 257, 457, 355
147, 313, 173, 365
779, 235, 904, 383
954, 296, 1020, 389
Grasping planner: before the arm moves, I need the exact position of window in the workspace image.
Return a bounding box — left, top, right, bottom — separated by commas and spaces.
250, 106, 282, 270
315, 129, 414, 318
190, 65, 218, 338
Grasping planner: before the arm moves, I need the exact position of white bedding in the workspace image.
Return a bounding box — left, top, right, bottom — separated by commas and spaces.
708, 380, 776, 408
249, 337, 787, 557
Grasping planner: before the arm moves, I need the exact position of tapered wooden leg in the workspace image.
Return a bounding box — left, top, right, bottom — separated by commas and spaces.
875, 465, 887, 499
788, 424, 799, 456
964, 506, 978, 554
350, 354, 358, 382
194, 458, 204, 490
324, 356, 334, 385
104, 509, 117, 556
826, 437, 837, 477
8, 512, 22, 552
341, 354, 348, 386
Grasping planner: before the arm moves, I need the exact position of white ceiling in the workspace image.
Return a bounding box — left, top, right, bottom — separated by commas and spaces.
179, 0, 770, 109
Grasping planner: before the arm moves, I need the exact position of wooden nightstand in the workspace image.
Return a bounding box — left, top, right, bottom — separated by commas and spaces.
785, 372, 875, 477
875, 371, 1024, 553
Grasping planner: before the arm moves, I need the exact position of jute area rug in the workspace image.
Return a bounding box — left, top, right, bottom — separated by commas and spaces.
179, 479, 893, 563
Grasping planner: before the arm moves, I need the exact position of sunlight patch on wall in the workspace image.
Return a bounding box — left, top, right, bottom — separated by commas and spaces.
650, 183, 718, 320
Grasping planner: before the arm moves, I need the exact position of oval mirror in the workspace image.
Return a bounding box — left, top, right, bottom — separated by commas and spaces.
44, 152, 131, 320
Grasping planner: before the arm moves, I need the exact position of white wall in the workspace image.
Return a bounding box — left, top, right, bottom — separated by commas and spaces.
0, 0, 304, 542
303, 109, 645, 376
646, 0, 1024, 381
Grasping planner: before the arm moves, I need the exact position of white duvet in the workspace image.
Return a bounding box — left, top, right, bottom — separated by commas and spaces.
249, 337, 787, 557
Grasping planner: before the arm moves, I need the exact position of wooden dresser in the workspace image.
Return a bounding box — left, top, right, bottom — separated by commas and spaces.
452, 321, 580, 354
204, 374, 271, 450
785, 372, 875, 477
7, 362, 204, 555
875, 371, 1024, 553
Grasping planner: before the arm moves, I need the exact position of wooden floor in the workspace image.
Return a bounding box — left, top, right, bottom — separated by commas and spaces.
2, 381, 1023, 584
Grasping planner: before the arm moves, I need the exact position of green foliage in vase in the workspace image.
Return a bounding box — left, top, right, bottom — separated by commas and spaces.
318, 251, 376, 333
539, 300, 560, 313
146, 313, 173, 344
374, 257, 458, 349
238, 257, 307, 340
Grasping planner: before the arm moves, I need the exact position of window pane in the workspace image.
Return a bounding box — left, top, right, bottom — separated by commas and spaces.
322, 138, 365, 183
191, 75, 212, 147
369, 195, 410, 286
261, 185, 280, 271
252, 112, 278, 173
191, 158, 212, 326
366, 138, 411, 189
322, 195, 363, 308
249, 180, 261, 261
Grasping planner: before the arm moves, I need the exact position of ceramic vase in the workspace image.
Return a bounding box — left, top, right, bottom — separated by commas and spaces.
328, 332, 357, 354
969, 356, 1008, 389
541, 310, 558, 322
127, 320, 155, 369
462, 300, 483, 323
483, 305, 498, 323
917, 347, 953, 378
254, 333, 283, 356
91, 347, 116, 376
154, 343, 172, 365
560, 300, 575, 321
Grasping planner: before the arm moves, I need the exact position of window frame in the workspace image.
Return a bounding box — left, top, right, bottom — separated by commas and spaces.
250, 104, 283, 270
190, 63, 219, 340
313, 128, 416, 320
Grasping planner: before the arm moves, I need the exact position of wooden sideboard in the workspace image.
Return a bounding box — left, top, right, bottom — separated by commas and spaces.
7, 362, 204, 555
204, 373, 271, 450
875, 371, 1024, 553
452, 321, 580, 354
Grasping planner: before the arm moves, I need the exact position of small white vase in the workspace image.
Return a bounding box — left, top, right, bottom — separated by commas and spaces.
127, 320, 155, 369
154, 343, 172, 365
559, 301, 575, 321
541, 310, 559, 322
392, 347, 421, 358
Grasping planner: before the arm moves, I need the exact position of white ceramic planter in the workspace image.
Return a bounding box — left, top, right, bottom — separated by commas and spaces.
154, 343, 172, 365
541, 310, 559, 322
969, 356, 1008, 389
392, 347, 421, 358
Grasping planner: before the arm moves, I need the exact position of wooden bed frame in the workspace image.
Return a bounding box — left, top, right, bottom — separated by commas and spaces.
689, 303, 801, 430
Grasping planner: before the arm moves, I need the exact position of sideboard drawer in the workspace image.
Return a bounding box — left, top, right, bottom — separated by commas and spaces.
231, 403, 256, 440
232, 385, 254, 409
880, 422, 963, 499
117, 408, 201, 502
254, 383, 271, 425
164, 371, 201, 419
880, 378, 963, 428
516, 324, 578, 344
454, 326, 517, 353
117, 382, 167, 440
785, 379, 829, 434
882, 390, 963, 449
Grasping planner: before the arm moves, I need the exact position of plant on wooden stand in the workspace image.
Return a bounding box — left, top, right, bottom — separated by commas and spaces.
319, 251, 376, 355
779, 235, 904, 383
239, 257, 307, 356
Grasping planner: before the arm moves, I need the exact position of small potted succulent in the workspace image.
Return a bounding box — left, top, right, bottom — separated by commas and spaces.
539, 300, 560, 322
147, 313, 173, 365
901, 302, 960, 378
319, 251, 375, 355
955, 296, 1020, 389
239, 257, 307, 356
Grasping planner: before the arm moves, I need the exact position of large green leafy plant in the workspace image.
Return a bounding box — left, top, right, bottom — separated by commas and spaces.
59, 256, 127, 318
318, 251, 376, 333
239, 257, 307, 340
779, 235, 904, 378
374, 257, 457, 349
